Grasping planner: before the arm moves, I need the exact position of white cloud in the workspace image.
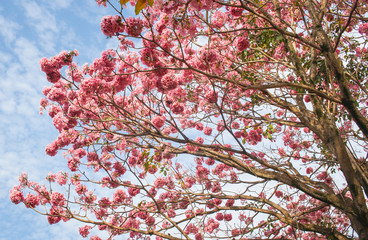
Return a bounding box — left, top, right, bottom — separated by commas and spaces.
45, 0, 73, 10
75, 0, 110, 25
22, 1, 57, 33
20, 1, 58, 52
13, 37, 42, 73
0, 14, 20, 44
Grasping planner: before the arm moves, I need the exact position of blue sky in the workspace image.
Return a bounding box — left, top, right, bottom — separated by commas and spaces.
0, 1, 125, 239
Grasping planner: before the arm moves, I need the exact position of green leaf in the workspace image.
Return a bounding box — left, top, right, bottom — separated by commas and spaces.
143, 161, 149, 171
119, 0, 129, 5
135, 0, 146, 14
147, 0, 154, 6
267, 133, 272, 140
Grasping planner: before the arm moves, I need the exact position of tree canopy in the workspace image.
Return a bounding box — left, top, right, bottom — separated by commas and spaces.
10, 0, 368, 239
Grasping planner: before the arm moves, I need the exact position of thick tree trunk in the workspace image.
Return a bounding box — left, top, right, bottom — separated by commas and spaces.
322, 124, 368, 238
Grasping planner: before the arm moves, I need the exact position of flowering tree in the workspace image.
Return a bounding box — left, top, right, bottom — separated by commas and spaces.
10, 0, 368, 239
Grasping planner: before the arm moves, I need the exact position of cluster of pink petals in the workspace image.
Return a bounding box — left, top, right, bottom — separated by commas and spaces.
358, 23, 368, 35
100, 15, 124, 37
236, 37, 250, 52
40, 50, 78, 83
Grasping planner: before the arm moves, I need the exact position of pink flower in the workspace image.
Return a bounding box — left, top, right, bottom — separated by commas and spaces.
232, 229, 241, 237
98, 197, 111, 208
185, 210, 194, 218
113, 189, 127, 204
154, 177, 166, 188
306, 167, 313, 174
185, 223, 199, 234
231, 121, 240, 129
113, 75, 131, 91
159, 74, 178, 92
278, 147, 286, 156
317, 171, 328, 180
228, 6, 243, 17
304, 95, 311, 102
359, 23, 368, 35
125, 17, 144, 37
246, 129, 262, 145
9, 186, 24, 204
195, 136, 204, 144
226, 199, 235, 207
200, 49, 219, 64
195, 233, 203, 240
217, 120, 225, 131
18, 172, 28, 186
40, 98, 49, 108
145, 215, 155, 226
205, 158, 215, 165
152, 115, 166, 129
204, 218, 219, 233
50, 192, 66, 207
236, 37, 250, 52
325, 177, 332, 185
79, 225, 92, 238
75, 184, 87, 195
212, 11, 226, 28
128, 187, 140, 196
224, 213, 232, 221
83, 191, 96, 204
52, 113, 69, 132
203, 127, 212, 135
100, 15, 124, 37
96, 0, 107, 7
196, 165, 209, 180
137, 211, 148, 220
46, 70, 61, 83
299, 194, 307, 201
275, 190, 284, 198
24, 193, 40, 208
216, 212, 224, 221
90, 236, 102, 240
195, 122, 204, 131
171, 103, 185, 114
47, 105, 62, 118
87, 152, 99, 163
211, 181, 221, 193
184, 177, 196, 188
167, 209, 176, 218
47, 207, 62, 224
40, 57, 55, 74
56, 171, 68, 185
205, 90, 218, 103
140, 48, 159, 67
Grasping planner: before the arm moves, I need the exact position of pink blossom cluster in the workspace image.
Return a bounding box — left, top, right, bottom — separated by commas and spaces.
79, 225, 92, 238
100, 15, 124, 37
359, 23, 368, 35
125, 17, 144, 37
9, 186, 24, 204
158, 73, 178, 92
184, 223, 199, 235
227, 6, 243, 17
204, 218, 219, 234
24, 193, 40, 208
40, 50, 77, 83
236, 37, 250, 52
246, 128, 263, 145
96, 0, 106, 7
